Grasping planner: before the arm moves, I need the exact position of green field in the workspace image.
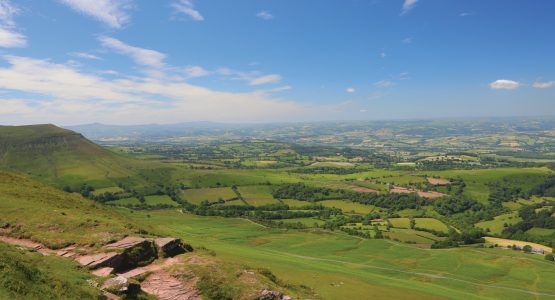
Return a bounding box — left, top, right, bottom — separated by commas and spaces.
91, 186, 124, 196
476, 212, 522, 235
239, 185, 280, 206
320, 200, 376, 215
181, 187, 237, 204
122, 209, 555, 300
107, 196, 142, 205
414, 218, 450, 233
144, 195, 179, 206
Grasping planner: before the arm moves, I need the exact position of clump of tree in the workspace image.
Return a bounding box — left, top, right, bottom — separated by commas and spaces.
431, 228, 485, 249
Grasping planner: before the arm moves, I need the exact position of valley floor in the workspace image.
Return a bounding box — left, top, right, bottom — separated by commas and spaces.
122, 209, 555, 300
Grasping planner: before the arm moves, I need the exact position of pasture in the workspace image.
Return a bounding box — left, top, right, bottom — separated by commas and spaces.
181, 187, 237, 204
123, 210, 555, 300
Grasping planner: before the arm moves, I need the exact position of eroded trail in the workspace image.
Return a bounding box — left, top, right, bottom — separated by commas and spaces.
141, 271, 201, 300
0, 235, 200, 300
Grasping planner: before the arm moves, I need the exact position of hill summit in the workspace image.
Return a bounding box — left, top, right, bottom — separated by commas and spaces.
0, 124, 138, 187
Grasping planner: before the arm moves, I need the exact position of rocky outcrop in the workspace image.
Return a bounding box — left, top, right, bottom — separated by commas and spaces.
258, 289, 292, 300
104, 237, 158, 271
76, 252, 121, 269
102, 276, 129, 293
155, 238, 192, 257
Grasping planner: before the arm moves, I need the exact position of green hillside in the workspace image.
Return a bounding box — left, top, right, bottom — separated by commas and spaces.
0, 124, 177, 195
0, 171, 150, 248
0, 243, 103, 300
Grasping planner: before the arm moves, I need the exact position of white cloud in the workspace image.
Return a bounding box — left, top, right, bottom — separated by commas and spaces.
346, 87, 355, 93
0, 0, 18, 26
249, 74, 281, 86
69, 52, 101, 60
401, 0, 418, 15
460, 12, 474, 17
0, 0, 26, 48
374, 80, 395, 88
172, 0, 204, 21
380, 51, 386, 58
0, 27, 25, 47
256, 11, 274, 20
184, 65, 210, 78
99, 36, 166, 68
59, 0, 132, 28
0, 55, 315, 124
532, 81, 555, 89
402, 37, 413, 44
0, 99, 35, 115
489, 79, 520, 90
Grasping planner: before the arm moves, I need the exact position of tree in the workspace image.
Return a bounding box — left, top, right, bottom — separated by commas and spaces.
409, 217, 416, 229
522, 245, 532, 253
545, 254, 554, 261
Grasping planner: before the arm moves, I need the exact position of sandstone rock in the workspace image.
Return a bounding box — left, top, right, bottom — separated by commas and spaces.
258, 289, 284, 300
141, 271, 201, 300
102, 276, 129, 292
155, 237, 191, 257
92, 267, 114, 277
76, 252, 121, 269
105, 237, 147, 250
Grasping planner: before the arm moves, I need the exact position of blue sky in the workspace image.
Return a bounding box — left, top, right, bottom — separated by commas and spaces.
0, 0, 553, 125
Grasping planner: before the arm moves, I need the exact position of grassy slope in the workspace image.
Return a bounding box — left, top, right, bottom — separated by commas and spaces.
0, 171, 149, 248
0, 243, 103, 300
124, 209, 555, 300
0, 124, 158, 189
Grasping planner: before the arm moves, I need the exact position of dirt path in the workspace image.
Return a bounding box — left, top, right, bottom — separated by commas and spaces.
0, 236, 53, 255
141, 271, 200, 300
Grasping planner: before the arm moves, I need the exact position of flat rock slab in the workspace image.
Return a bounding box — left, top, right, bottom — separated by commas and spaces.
105, 237, 147, 250
77, 252, 119, 267
0, 236, 44, 250
155, 237, 179, 248
92, 267, 114, 277
141, 271, 200, 300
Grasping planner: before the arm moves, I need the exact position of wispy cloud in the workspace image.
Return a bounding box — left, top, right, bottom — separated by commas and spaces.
532, 81, 555, 89
171, 0, 204, 21
402, 37, 413, 44
0, 0, 26, 48
0, 55, 314, 124
380, 51, 386, 58
374, 80, 395, 88
249, 74, 281, 86
346, 87, 355, 93
490, 79, 520, 90
184, 65, 210, 78
98, 36, 166, 68
256, 11, 274, 20
401, 0, 418, 15
460, 12, 474, 17
69, 52, 101, 60
59, 0, 133, 28
0, 27, 25, 47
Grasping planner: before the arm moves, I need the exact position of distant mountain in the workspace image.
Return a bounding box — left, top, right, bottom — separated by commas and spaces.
66, 117, 555, 144
0, 124, 144, 188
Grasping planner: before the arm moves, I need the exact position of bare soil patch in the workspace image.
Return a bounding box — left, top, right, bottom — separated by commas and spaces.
352, 187, 378, 193
141, 271, 200, 300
